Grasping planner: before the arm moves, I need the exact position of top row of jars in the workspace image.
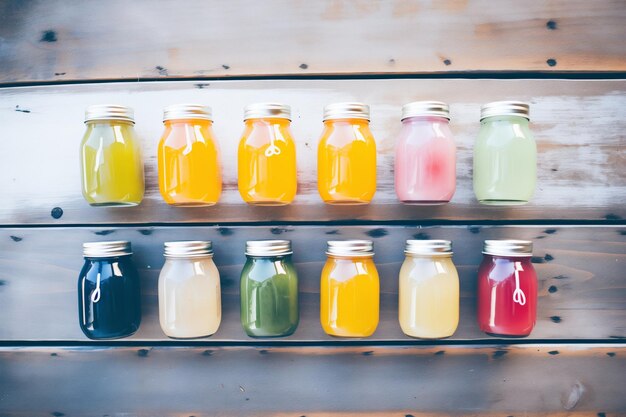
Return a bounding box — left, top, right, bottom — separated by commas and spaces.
80, 101, 536, 207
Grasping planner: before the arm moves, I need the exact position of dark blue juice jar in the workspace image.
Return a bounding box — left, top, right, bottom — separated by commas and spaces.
78, 241, 141, 339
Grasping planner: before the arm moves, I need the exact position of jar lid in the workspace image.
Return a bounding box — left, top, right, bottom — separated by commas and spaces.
401, 101, 450, 120
163, 104, 212, 122
480, 101, 530, 121
244, 103, 291, 121
85, 104, 134, 123
245, 240, 292, 256
483, 240, 533, 257
326, 240, 374, 257
405, 239, 452, 255
323, 102, 370, 121
83, 241, 132, 258
164, 241, 213, 258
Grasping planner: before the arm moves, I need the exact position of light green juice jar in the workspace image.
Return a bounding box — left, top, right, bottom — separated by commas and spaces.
473, 101, 536, 205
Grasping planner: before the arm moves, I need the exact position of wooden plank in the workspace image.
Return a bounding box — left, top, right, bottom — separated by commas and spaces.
1, 79, 624, 224
1, 0, 625, 83
0, 344, 623, 415
0, 225, 623, 341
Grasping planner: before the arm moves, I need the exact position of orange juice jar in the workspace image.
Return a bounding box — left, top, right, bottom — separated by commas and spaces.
317, 103, 377, 204
320, 240, 380, 337
237, 103, 297, 205
158, 104, 222, 206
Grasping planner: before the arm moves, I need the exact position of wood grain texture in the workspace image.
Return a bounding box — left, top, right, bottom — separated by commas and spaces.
1, 0, 625, 83
1, 79, 625, 224
0, 344, 624, 415
0, 225, 623, 341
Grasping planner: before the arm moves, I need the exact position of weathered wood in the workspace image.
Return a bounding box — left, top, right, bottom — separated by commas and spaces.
0, 225, 623, 341
0, 344, 623, 415
0, 79, 624, 224
1, 0, 625, 83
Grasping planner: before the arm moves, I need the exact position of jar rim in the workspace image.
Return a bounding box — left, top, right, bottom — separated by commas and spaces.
326, 240, 374, 257
245, 240, 293, 256
83, 241, 132, 258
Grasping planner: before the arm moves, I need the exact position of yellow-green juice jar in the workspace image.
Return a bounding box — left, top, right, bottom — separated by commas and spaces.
473, 101, 536, 205
80, 105, 145, 206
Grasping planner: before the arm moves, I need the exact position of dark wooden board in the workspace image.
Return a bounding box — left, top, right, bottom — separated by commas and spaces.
1, 0, 625, 83
0, 225, 623, 341
1, 79, 625, 225
0, 344, 624, 416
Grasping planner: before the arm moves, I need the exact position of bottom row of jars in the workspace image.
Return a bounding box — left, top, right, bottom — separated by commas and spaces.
78, 239, 537, 340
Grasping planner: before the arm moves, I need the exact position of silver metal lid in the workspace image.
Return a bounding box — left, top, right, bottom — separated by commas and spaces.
83, 241, 132, 258
323, 102, 370, 121
164, 241, 213, 258
163, 104, 212, 122
401, 101, 450, 120
246, 240, 292, 257
483, 240, 533, 257
85, 105, 134, 123
480, 101, 530, 121
244, 103, 291, 121
405, 240, 452, 255
326, 240, 374, 257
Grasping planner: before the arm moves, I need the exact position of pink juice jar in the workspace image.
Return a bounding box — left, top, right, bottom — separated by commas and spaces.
394, 101, 456, 204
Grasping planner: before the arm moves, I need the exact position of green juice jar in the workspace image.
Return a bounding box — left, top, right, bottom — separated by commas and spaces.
473, 101, 536, 205
240, 240, 299, 337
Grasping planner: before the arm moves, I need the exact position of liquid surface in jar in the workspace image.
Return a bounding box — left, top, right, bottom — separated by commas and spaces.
159, 258, 221, 338
320, 257, 379, 337
158, 120, 222, 206
81, 122, 144, 206
318, 119, 377, 204
238, 118, 297, 205
398, 256, 459, 338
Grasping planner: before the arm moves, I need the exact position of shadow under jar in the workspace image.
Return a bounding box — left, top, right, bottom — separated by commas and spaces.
477, 240, 537, 337
79, 105, 145, 206
473, 101, 536, 205
158, 241, 222, 339
240, 240, 299, 337
320, 240, 379, 337
78, 241, 141, 340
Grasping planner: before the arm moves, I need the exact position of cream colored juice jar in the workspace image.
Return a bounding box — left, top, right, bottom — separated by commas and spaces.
158, 241, 221, 338
398, 240, 459, 339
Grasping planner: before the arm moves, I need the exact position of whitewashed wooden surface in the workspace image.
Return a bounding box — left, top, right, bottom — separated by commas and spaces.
1, 0, 625, 83
1, 79, 624, 224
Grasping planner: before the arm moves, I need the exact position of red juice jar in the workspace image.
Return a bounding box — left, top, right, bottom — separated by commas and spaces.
477, 240, 537, 337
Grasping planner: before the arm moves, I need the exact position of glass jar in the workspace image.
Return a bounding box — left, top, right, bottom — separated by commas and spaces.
317, 103, 377, 204
477, 240, 538, 337
240, 240, 299, 337
158, 241, 222, 339
320, 240, 379, 337
395, 102, 456, 204
158, 104, 222, 206
78, 241, 141, 339
398, 240, 459, 339
80, 105, 145, 206
237, 103, 297, 205
473, 101, 536, 205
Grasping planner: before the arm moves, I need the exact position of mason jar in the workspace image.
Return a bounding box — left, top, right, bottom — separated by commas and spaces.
399, 240, 459, 339
78, 241, 141, 339
80, 105, 145, 206
320, 240, 379, 337
158, 241, 222, 339
473, 101, 536, 205
240, 240, 299, 337
477, 240, 538, 337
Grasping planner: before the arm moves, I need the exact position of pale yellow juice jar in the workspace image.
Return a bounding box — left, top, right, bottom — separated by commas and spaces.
80, 105, 145, 206
398, 240, 459, 339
